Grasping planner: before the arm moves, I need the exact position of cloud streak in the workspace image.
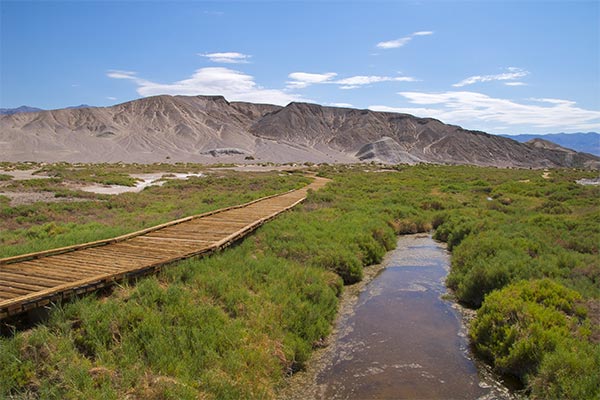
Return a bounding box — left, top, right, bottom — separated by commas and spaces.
336, 75, 417, 89
369, 91, 600, 131
453, 67, 529, 87
107, 67, 306, 105
286, 72, 417, 89
199, 52, 251, 64
287, 72, 338, 89
327, 102, 354, 108
376, 31, 433, 49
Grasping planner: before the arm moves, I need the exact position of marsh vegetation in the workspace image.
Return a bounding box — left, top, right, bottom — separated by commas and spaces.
1, 163, 598, 399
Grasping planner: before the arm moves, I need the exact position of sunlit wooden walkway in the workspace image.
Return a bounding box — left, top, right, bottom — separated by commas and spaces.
0, 176, 328, 319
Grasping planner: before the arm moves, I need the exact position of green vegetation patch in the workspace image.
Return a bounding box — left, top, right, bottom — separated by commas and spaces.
471, 279, 599, 399
0, 245, 341, 399
0, 169, 309, 258
1, 164, 599, 399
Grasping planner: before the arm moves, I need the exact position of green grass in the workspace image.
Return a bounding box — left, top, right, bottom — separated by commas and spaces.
1, 163, 599, 399
0, 247, 341, 399
0, 168, 310, 258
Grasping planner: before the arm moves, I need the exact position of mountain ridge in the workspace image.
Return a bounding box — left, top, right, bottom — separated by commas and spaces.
501, 132, 600, 157
0, 104, 95, 115
0, 106, 44, 115
1, 95, 598, 168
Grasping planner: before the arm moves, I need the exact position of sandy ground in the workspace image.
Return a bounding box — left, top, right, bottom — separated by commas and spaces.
0, 191, 90, 207
76, 173, 204, 195
0, 166, 305, 204
0, 169, 206, 203
0, 169, 51, 180
0, 169, 63, 206
576, 177, 600, 186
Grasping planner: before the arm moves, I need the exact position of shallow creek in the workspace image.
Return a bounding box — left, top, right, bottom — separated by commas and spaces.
282, 234, 516, 400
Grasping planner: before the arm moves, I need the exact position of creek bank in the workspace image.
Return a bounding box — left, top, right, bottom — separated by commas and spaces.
281, 234, 518, 400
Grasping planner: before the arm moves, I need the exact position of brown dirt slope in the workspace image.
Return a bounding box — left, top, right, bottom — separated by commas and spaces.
1, 95, 598, 168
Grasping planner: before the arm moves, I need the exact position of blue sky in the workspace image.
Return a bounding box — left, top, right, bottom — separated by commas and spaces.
1, 0, 599, 134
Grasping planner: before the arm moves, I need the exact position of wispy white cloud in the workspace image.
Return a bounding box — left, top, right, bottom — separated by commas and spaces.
528, 97, 574, 105
504, 82, 527, 86
369, 91, 600, 131
107, 67, 306, 106
453, 67, 529, 87
376, 31, 434, 49
376, 37, 411, 49
106, 96, 117, 100
336, 75, 417, 89
107, 70, 138, 80
287, 72, 417, 90
287, 72, 337, 89
327, 102, 354, 108
199, 52, 251, 64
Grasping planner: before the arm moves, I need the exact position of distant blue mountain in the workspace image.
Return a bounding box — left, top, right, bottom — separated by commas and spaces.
502, 132, 600, 157
64, 104, 94, 110
0, 106, 44, 115
0, 104, 95, 115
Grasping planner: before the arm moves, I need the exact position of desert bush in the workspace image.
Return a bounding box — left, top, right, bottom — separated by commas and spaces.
537, 200, 571, 214
432, 213, 477, 250
470, 279, 590, 381
447, 231, 545, 306
530, 340, 600, 400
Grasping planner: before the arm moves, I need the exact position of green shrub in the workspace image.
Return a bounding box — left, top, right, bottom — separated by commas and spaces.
433, 213, 477, 250
537, 200, 571, 214
470, 279, 590, 382
530, 340, 600, 400
448, 231, 538, 306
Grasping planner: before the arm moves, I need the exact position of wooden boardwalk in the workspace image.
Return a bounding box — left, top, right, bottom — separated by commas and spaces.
0, 177, 328, 319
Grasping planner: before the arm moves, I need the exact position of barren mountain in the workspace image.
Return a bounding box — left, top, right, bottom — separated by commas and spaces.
1, 94, 598, 168
502, 132, 600, 156
525, 138, 600, 169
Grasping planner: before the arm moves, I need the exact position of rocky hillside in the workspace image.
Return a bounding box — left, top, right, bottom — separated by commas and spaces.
525, 138, 600, 169
1, 95, 598, 168
503, 132, 600, 156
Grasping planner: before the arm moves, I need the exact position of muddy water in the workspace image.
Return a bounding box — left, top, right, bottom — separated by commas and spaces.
283, 234, 515, 400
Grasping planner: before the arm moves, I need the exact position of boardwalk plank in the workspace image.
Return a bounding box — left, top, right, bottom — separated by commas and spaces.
0, 177, 328, 319
3, 263, 90, 280
26, 259, 122, 275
